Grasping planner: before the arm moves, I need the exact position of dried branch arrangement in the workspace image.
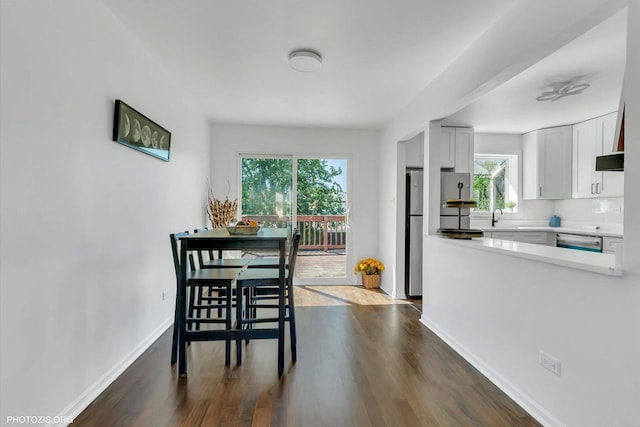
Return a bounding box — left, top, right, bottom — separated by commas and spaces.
208, 196, 238, 228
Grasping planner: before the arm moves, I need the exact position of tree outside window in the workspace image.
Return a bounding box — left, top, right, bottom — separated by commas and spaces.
473, 155, 518, 213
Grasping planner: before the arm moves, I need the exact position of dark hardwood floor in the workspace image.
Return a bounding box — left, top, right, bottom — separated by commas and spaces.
74, 286, 540, 427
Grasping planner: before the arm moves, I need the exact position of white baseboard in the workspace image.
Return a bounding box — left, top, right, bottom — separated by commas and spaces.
420, 314, 565, 427
52, 316, 174, 427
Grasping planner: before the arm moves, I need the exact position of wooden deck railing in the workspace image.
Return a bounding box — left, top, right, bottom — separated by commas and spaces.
241, 215, 346, 252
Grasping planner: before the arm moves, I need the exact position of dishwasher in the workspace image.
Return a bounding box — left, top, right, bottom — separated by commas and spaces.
556, 233, 603, 253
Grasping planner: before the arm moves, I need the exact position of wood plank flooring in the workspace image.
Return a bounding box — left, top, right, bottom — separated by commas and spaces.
295, 253, 345, 278
73, 286, 541, 427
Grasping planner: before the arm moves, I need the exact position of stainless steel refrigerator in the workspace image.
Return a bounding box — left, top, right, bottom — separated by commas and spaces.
405, 169, 423, 298
440, 172, 471, 229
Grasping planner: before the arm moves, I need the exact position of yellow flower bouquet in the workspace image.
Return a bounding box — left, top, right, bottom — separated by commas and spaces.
354, 258, 385, 276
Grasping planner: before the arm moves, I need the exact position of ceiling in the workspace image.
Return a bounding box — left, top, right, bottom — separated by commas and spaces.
443, 8, 627, 134
101, 0, 514, 129
101, 2, 627, 133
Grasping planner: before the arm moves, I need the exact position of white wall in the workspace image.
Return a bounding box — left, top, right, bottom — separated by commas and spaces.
422, 238, 639, 426
209, 123, 380, 285
380, 0, 639, 425
378, 129, 404, 296
0, 0, 210, 422
553, 198, 624, 231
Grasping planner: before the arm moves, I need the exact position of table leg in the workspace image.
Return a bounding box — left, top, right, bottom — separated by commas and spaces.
236, 278, 243, 366
178, 243, 188, 376
170, 290, 179, 364
278, 240, 285, 377
225, 281, 232, 365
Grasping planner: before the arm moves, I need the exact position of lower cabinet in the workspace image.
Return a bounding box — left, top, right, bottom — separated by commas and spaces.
489, 231, 556, 246
603, 236, 624, 254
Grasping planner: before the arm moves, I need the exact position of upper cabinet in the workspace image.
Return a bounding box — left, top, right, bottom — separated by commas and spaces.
523, 126, 572, 200
441, 127, 473, 173
572, 112, 623, 198
404, 134, 424, 168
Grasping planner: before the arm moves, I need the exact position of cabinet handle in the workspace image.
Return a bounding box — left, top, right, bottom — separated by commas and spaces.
596, 183, 601, 194
591, 183, 595, 194
539, 186, 542, 197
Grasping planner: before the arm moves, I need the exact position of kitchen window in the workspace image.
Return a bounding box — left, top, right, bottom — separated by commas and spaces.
473, 154, 518, 213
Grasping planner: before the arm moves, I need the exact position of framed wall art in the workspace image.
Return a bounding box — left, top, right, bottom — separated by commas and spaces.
112, 99, 171, 161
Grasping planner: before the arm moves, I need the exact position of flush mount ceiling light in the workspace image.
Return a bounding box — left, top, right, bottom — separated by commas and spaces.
536, 78, 590, 102
288, 49, 322, 72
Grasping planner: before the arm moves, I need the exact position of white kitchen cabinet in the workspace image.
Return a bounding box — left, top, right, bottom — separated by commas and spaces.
440, 127, 456, 168
519, 231, 556, 246
490, 231, 556, 246
523, 126, 572, 200
572, 119, 598, 198
405, 135, 424, 167
596, 113, 624, 197
603, 236, 623, 254
572, 113, 623, 198
441, 127, 473, 174
489, 231, 519, 241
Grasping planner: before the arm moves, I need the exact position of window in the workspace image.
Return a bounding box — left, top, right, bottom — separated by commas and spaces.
473, 154, 518, 213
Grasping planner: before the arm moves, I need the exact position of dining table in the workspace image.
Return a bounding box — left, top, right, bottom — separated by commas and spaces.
176, 227, 289, 376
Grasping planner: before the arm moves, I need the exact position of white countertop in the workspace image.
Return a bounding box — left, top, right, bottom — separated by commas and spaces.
481, 226, 623, 238
429, 235, 623, 276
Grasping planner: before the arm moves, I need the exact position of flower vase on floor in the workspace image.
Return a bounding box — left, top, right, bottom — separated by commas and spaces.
361, 274, 380, 289
354, 258, 384, 289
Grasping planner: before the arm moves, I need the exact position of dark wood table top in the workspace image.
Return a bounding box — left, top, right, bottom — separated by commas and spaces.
179, 228, 288, 250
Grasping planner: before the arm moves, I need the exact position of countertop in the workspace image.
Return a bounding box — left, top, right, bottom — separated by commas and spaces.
428, 235, 623, 276
480, 226, 623, 238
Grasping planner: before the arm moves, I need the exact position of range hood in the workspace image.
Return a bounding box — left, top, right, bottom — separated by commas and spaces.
596, 108, 624, 172
596, 152, 624, 171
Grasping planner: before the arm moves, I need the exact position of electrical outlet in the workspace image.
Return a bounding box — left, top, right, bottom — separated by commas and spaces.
162, 290, 169, 301
539, 350, 561, 376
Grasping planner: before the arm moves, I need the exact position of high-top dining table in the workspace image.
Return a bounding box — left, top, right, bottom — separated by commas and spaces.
176, 227, 288, 376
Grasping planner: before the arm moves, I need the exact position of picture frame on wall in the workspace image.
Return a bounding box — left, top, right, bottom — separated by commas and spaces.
112, 99, 171, 161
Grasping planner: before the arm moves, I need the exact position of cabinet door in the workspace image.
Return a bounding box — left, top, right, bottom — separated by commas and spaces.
597, 113, 624, 197
522, 131, 539, 200
602, 236, 623, 254
440, 127, 455, 168
572, 119, 597, 198
454, 128, 473, 174
405, 138, 424, 167
539, 126, 572, 199
490, 231, 519, 241
519, 232, 550, 245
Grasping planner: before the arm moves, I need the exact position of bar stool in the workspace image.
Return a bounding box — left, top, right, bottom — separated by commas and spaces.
170, 231, 242, 365
193, 228, 250, 269
234, 231, 301, 365
246, 228, 297, 269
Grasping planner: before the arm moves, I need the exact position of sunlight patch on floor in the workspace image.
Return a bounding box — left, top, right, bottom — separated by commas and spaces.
294, 285, 413, 307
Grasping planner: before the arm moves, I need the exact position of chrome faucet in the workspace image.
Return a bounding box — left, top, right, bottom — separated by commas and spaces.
492, 208, 503, 227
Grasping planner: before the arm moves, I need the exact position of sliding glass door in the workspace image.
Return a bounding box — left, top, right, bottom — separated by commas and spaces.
240, 154, 349, 283
240, 156, 293, 230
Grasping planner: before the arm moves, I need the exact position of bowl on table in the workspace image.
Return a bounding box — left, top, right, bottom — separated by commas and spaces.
225, 225, 261, 235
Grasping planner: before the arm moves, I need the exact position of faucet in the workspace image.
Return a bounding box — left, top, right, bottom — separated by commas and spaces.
492, 208, 503, 227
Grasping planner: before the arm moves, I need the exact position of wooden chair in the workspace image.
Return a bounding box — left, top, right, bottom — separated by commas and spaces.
234, 230, 301, 365
170, 231, 242, 365
192, 228, 249, 318
193, 228, 250, 269
247, 228, 297, 269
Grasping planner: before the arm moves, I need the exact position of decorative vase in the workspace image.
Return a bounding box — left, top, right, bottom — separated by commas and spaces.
361, 274, 380, 289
